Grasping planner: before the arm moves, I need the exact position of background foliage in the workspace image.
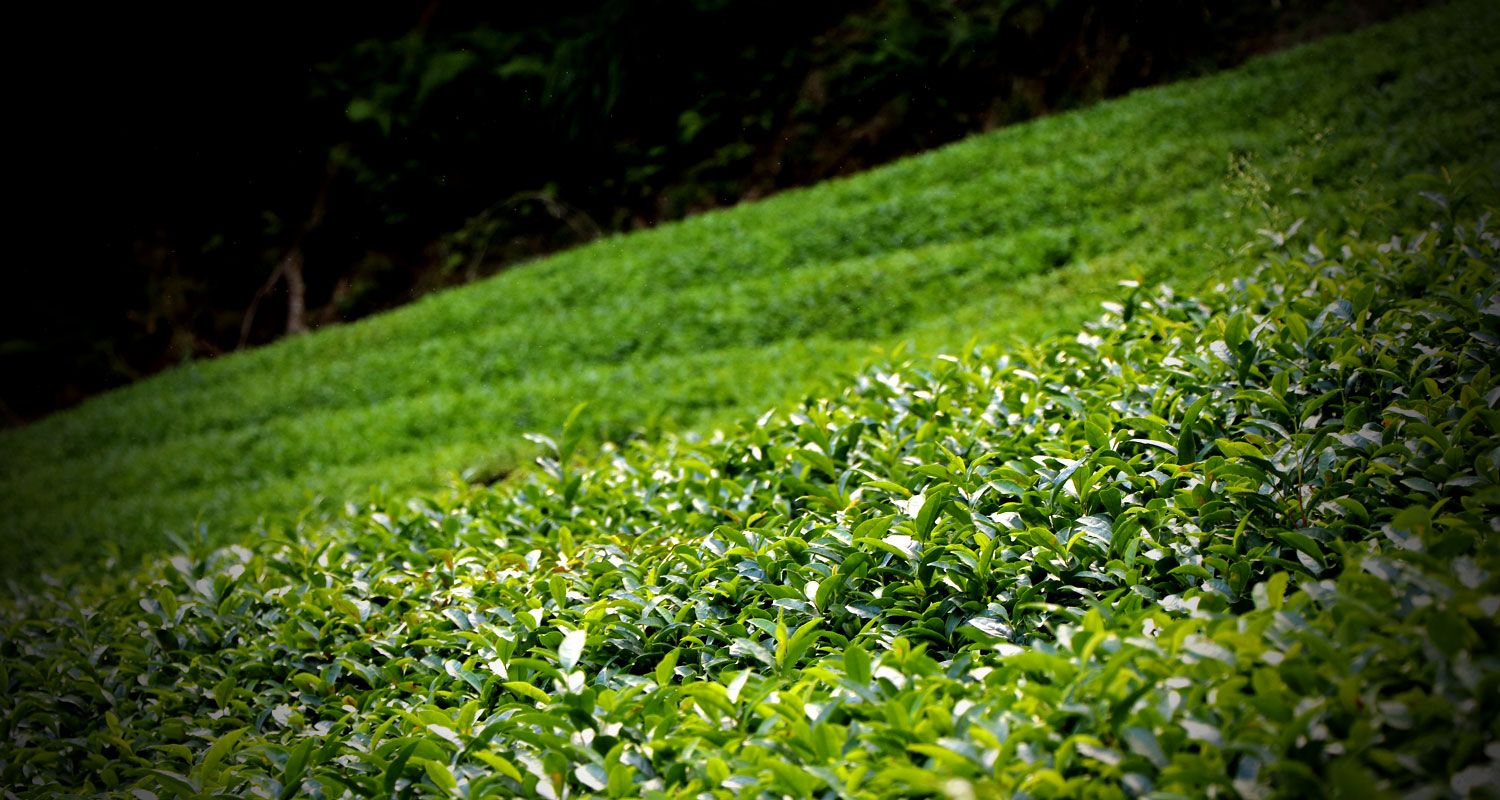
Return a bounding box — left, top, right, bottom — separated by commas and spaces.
5, 0, 1435, 423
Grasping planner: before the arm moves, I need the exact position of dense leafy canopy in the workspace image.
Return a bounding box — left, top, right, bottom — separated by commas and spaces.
4, 0, 1499, 582
4, 208, 1498, 798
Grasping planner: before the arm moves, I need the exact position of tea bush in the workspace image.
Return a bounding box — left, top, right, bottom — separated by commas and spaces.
3, 0, 1499, 580
3, 209, 1497, 798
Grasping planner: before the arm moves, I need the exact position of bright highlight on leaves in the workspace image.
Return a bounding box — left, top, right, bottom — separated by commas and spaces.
558, 628, 586, 672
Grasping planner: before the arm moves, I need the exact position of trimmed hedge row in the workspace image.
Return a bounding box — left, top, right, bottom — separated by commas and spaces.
4, 0, 1499, 580
3, 210, 1496, 798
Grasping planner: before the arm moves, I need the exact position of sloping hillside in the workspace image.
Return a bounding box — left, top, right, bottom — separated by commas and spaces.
3, 0, 1498, 581
4, 202, 1496, 798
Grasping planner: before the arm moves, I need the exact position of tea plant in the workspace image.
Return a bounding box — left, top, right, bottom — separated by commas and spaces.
3, 0, 1499, 580
3, 209, 1496, 798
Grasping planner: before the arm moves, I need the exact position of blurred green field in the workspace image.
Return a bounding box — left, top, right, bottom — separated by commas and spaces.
3, 0, 1498, 581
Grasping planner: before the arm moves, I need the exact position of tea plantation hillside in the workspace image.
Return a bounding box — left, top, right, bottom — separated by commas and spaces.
4, 208, 1497, 798
3, 0, 1500, 581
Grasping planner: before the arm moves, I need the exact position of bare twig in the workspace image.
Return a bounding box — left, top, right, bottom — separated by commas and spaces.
238, 143, 344, 348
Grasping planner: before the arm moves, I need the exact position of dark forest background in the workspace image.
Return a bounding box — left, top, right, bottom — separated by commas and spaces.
4, 0, 1432, 425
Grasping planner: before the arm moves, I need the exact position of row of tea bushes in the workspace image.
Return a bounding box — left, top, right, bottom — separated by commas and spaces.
4, 0, 1499, 580
3, 210, 1496, 797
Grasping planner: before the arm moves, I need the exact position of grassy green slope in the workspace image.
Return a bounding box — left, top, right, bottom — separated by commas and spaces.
4, 206, 1497, 798
4, 0, 1498, 580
